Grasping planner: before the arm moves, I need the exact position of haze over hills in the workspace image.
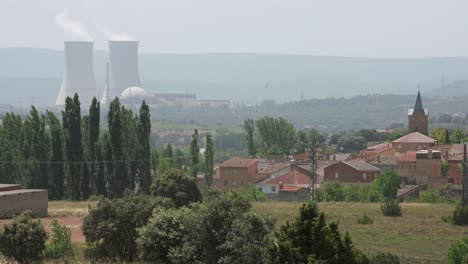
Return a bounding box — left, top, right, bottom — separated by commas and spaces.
1, 47, 468, 106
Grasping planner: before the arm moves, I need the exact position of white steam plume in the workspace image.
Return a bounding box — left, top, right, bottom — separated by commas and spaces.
55, 9, 93, 41
100, 26, 135, 41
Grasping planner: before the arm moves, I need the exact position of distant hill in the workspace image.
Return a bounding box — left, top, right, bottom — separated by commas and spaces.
429, 80, 468, 97
1, 47, 468, 106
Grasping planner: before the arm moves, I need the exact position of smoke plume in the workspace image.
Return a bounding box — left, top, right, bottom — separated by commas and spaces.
55, 9, 93, 41
100, 26, 135, 41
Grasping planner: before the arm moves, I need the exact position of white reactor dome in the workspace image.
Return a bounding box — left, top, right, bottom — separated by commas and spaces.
120, 86, 147, 100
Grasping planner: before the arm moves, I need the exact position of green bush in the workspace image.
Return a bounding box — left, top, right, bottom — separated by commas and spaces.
448, 237, 468, 264
82, 194, 161, 262
43, 220, 73, 259
370, 252, 400, 264
452, 203, 468, 226
151, 168, 202, 208
0, 211, 48, 263
136, 207, 188, 263
357, 213, 374, 225
419, 189, 455, 204
380, 199, 402, 217
230, 186, 267, 202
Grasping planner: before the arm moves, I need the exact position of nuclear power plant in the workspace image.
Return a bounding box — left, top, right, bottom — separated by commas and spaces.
101, 40, 142, 105
56, 41, 97, 106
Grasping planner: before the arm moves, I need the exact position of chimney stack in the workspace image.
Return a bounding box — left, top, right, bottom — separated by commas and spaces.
279, 181, 284, 190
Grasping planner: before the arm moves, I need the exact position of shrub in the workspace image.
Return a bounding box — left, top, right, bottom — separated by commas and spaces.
43, 220, 73, 259
448, 237, 468, 264
82, 194, 160, 262
381, 199, 402, 217
452, 203, 468, 226
370, 252, 400, 264
419, 189, 455, 204
136, 207, 188, 263
0, 211, 48, 263
151, 168, 202, 208
322, 181, 345, 201
230, 186, 267, 202
371, 171, 400, 200
357, 213, 374, 225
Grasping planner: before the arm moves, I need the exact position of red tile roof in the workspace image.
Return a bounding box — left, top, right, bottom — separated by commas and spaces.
263, 169, 312, 185
279, 186, 305, 192
398, 151, 417, 162
342, 160, 381, 172
219, 157, 259, 168
366, 142, 393, 151
392, 132, 435, 144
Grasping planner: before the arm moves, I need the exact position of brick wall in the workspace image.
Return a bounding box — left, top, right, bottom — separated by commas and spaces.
0, 190, 48, 217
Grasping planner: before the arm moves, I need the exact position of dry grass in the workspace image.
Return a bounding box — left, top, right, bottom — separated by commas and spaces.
48, 201, 95, 218
253, 201, 468, 264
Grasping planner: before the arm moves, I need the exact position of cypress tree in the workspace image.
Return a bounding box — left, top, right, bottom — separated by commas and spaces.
243, 119, 256, 157
205, 134, 214, 187
138, 101, 152, 194
81, 116, 91, 200
102, 133, 114, 197
190, 129, 200, 178
108, 98, 125, 197
62, 94, 83, 200
88, 97, 100, 194
46, 111, 65, 200
94, 141, 106, 197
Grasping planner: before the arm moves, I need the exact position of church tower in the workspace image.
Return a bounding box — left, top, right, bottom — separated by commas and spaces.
408, 91, 429, 135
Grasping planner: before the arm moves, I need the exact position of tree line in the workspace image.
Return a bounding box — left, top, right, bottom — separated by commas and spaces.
0, 94, 152, 200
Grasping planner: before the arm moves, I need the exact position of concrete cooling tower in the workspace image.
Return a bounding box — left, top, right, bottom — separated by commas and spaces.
56, 41, 97, 106
101, 40, 142, 105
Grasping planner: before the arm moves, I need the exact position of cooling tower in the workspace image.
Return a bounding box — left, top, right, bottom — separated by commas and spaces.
101, 40, 142, 105
56, 41, 97, 106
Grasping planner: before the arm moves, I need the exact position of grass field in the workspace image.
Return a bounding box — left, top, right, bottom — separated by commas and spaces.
254, 201, 468, 264
8, 201, 468, 263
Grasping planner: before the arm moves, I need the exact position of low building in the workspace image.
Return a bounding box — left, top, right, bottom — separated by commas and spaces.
392, 132, 436, 153
257, 165, 311, 198
398, 150, 442, 178
323, 160, 381, 183
278, 185, 310, 202
0, 184, 48, 217
359, 142, 395, 161
216, 157, 267, 191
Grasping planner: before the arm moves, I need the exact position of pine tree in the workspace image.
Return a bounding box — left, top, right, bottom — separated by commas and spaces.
45, 111, 65, 200
138, 101, 152, 194
205, 134, 214, 187
190, 129, 200, 178
108, 98, 125, 198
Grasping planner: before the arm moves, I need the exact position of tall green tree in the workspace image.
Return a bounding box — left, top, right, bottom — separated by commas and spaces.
23, 106, 50, 190
102, 133, 114, 197
138, 101, 152, 194
0, 113, 24, 184
190, 129, 200, 178
81, 115, 91, 200
88, 97, 100, 194
62, 94, 84, 200
243, 119, 256, 157
94, 140, 107, 197
454, 129, 465, 144
108, 98, 126, 198
46, 111, 65, 200
255, 116, 296, 154
205, 134, 214, 187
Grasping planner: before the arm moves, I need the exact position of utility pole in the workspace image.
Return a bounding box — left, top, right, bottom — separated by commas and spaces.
307, 141, 318, 199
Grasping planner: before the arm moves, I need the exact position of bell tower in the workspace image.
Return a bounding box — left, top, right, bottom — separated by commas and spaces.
408, 91, 429, 135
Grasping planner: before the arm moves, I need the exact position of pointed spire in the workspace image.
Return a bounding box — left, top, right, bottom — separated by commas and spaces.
413, 91, 424, 113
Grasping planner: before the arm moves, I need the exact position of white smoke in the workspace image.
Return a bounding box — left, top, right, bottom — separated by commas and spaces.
55, 9, 93, 41
100, 26, 135, 41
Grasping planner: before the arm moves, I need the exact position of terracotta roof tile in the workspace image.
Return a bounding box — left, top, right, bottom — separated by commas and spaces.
392, 132, 435, 144
279, 186, 305, 192
342, 160, 381, 172
219, 157, 259, 168
260, 169, 311, 185
398, 151, 417, 162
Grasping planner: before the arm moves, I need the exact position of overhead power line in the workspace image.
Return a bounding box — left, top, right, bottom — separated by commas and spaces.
0, 158, 152, 165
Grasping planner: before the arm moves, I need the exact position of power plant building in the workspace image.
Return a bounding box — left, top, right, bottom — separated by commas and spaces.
56, 41, 97, 106
101, 40, 142, 105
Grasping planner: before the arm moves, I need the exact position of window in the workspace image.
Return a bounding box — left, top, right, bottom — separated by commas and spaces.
271, 186, 277, 192
363, 173, 367, 180
232, 169, 237, 175
335, 172, 339, 179
247, 181, 253, 186
224, 169, 228, 175
258, 187, 263, 192
232, 180, 237, 186
224, 180, 228, 187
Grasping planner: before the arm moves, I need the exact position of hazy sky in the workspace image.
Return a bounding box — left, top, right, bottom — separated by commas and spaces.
2, 0, 468, 57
